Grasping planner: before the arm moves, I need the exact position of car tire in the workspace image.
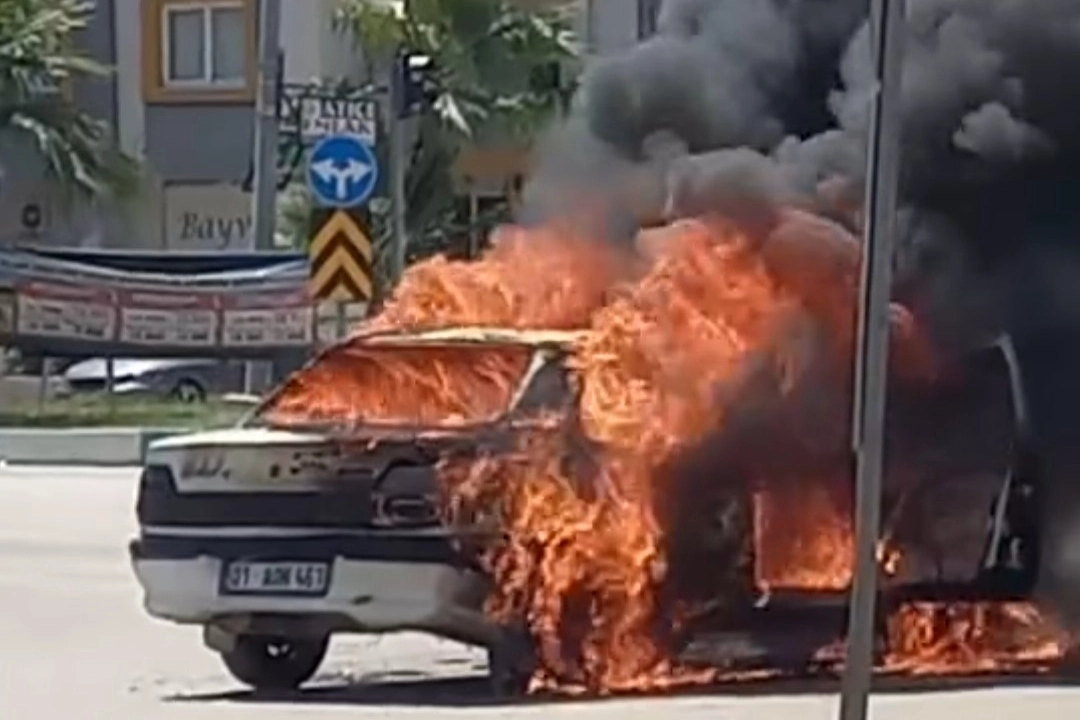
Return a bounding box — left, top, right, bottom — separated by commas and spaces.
219, 634, 328, 692
487, 624, 536, 699
171, 379, 206, 404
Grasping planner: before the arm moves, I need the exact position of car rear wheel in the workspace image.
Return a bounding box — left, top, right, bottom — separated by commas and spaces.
219, 634, 328, 692
171, 379, 206, 404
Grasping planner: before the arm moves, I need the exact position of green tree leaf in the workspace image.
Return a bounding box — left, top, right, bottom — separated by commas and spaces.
0, 0, 140, 203
335, 0, 579, 262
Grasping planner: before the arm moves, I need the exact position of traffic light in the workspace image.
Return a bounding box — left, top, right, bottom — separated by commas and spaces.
393, 51, 437, 119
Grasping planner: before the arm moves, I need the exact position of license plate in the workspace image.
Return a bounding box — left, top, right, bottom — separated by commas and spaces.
219, 560, 331, 596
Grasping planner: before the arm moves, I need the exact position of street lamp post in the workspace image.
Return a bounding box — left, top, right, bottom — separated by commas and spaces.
839, 1, 907, 720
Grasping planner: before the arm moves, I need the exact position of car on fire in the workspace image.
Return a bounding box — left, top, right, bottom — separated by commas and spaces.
129, 325, 1046, 694
130, 327, 582, 694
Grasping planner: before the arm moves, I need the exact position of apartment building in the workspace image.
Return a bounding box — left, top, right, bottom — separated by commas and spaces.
0, 0, 663, 252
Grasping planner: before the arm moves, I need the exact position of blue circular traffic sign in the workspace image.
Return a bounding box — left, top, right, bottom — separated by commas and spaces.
306, 134, 379, 208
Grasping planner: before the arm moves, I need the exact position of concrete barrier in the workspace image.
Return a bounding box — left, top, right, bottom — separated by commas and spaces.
0, 427, 191, 466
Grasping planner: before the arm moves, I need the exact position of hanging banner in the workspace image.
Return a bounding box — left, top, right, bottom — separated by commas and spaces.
117, 289, 219, 347
0, 247, 347, 357
221, 288, 314, 349
15, 281, 116, 342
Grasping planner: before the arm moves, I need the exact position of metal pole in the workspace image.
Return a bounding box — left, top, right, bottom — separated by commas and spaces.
387, 57, 409, 284
335, 302, 348, 340
468, 181, 480, 259
37, 357, 51, 413
251, 0, 282, 251
839, 2, 906, 720
247, 0, 282, 395
105, 355, 115, 416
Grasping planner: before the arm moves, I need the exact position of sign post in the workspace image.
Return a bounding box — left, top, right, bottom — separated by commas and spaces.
305, 130, 380, 340
839, 2, 906, 720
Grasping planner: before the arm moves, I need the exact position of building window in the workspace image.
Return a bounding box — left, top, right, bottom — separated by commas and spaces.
164, 3, 245, 86
638, 0, 662, 39
143, 0, 256, 103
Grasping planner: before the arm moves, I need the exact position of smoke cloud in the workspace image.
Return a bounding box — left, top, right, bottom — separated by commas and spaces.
520, 0, 1080, 636
525, 0, 1080, 344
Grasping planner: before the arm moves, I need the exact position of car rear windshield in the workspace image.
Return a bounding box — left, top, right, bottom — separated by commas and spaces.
255, 343, 535, 429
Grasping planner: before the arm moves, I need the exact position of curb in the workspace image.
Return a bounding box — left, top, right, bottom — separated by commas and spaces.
0, 427, 191, 466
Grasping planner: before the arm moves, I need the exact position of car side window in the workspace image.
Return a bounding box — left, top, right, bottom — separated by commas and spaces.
513, 354, 573, 415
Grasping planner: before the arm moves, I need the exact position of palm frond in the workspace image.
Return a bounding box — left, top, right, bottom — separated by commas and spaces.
0, 0, 139, 202
6, 98, 140, 199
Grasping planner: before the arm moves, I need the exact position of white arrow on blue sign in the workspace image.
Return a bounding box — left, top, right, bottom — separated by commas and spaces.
306, 134, 379, 208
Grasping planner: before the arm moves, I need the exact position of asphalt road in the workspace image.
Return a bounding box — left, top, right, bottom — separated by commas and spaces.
2, 464, 1080, 719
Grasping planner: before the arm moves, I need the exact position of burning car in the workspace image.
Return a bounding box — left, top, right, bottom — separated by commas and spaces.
130, 308, 1062, 696
129, 327, 586, 694
124, 0, 1080, 697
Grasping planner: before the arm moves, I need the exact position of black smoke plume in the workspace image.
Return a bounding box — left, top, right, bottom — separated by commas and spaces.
520, 0, 1080, 638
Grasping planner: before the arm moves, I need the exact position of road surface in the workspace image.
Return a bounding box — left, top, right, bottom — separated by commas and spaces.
1, 464, 1079, 719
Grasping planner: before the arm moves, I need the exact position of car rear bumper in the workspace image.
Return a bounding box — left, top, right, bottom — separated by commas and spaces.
129, 532, 499, 647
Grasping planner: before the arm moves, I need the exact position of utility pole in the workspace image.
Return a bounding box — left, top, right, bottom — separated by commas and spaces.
247, 0, 282, 393
251, 0, 282, 251
387, 51, 409, 285
384, 0, 413, 286
839, 2, 906, 720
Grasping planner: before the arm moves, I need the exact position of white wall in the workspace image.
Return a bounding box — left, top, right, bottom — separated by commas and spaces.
280, 0, 364, 84
280, 0, 327, 83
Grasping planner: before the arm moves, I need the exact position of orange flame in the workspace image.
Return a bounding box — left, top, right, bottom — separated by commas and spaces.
439, 219, 796, 693
753, 487, 853, 591
268, 344, 532, 427
272, 209, 1066, 693
884, 602, 1066, 675
371, 225, 629, 332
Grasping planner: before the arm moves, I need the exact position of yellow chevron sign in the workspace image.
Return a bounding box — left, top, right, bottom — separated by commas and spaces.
308, 209, 375, 302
